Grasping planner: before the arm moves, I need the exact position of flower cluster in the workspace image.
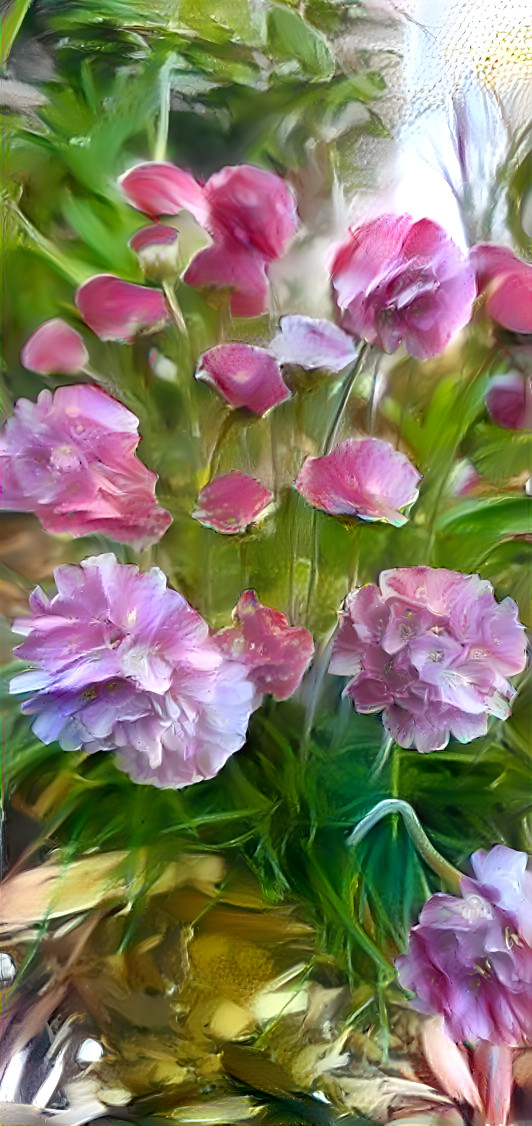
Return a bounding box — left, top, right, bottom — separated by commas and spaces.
329, 567, 527, 753
0, 385, 171, 548
397, 844, 532, 1046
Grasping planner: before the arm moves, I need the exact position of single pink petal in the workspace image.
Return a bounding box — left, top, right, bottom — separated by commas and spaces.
183, 242, 269, 317
269, 316, 356, 370
485, 373, 532, 430
193, 472, 273, 534
20, 318, 89, 375
421, 1017, 483, 1110
196, 342, 290, 414
216, 589, 314, 699
204, 164, 298, 261
472, 1042, 514, 1126
75, 274, 169, 342
295, 438, 421, 524
119, 161, 208, 224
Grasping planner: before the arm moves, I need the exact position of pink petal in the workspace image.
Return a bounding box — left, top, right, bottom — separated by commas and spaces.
270, 316, 356, 370
75, 274, 169, 342
216, 589, 314, 699
193, 472, 273, 534
196, 342, 290, 414
119, 161, 208, 224
486, 269, 532, 333
471, 243, 526, 291
129, 224, 179, 252
20, 318, 89, 375
295, 438, 421, 523
204, 164, 298, 261
485, 373, 532, 430
183, 242, 269, 317
421, 1017, 483, 1110
129, 224, 180, 281
472, 1042, 514, 1126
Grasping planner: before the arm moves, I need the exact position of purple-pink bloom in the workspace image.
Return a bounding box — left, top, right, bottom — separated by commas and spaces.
196, 343, 290, 415
295, 438, 421, 525
0, 385, 171, 548
329, 567, 527, 753
396, 844, 532, 1046
269, 316, 356, 370
329, 214, 476, 360
129, 224, 179, 281
10, 554, 260, 788
120, 161, 298, 317
75, 274, 169, 342
193, 472, 273, 534
485, 373, 532, 430
472, 243, 532, 334
215, 589, 314, 700
20, 318, 89, 375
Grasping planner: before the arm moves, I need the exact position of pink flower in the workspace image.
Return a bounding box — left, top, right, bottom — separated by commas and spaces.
0, 384, 171, 548
196, 343, 290, 414
396, 844, 532, 1047
472, 243, 532, 334
119, 161, 298, 317
295, 438, 421, 525
75, 274, 169, 342
269, 315, 356, 370
215, 590, 314, 699
329, 567, 527, 753
129, 224, 179, 281
485, 373, 532, 430
10, 554, 260, 788
193, 473, 273, 534
329, 214, 476, 360
20, 318, 89, 375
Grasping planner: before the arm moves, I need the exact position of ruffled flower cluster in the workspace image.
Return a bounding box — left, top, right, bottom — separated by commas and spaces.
397, 844, 532, 1046
329, 567, 527, 753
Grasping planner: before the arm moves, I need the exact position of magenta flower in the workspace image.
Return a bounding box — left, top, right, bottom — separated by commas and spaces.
21, 318, 89, 375
269, 316, 356, 370
119, 161, 298, 316
75, 274, 169, 342
295, 438, 421, 525
196, 343, 290, 415
396, 844, 532, 1047
193, 472, 273, 534
0, 384, 171, 548
329, 214, 476, 360
129, 224, 179, 281
472, 243, 532, 334
329, 567, 527, 753
485, 373, 532, 430
10, 554, 260, 788
215, 590, 314, 699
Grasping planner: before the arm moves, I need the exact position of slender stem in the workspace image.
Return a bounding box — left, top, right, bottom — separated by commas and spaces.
12, 204, 88, 285
347, 799, 462, 893
154, 63, 171, 162
323, 342, 370, 455
162, 281, 199, 438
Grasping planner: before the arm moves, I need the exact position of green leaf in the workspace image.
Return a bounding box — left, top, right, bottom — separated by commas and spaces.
436, 495, 532, 536
1, 0, 33, 64
267, 6, 334, 80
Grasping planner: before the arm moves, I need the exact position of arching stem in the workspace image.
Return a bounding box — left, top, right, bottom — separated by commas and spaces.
348, 798, 462, 892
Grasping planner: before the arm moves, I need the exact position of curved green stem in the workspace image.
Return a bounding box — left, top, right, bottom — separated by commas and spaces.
348, 799, 462, 893
323, 342, 370, 455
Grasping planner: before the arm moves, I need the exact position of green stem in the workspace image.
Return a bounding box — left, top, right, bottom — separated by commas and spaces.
323, 342, 370, 455
348, 799, 462, 893
12, 204, 88, 285
162, 281, 199, 438
154, 60, 172, 162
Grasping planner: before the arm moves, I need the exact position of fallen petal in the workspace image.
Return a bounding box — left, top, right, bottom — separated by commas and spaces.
193, 473, 273, 534
20, 318, 89, 375
75, 274, 169, 342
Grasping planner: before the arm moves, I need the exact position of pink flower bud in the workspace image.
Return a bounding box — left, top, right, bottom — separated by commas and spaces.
193, 472, 273, 534
472, 243, 532, 333
129, 224, 179, 282
75, 274, 169, 342
485, 373, 532, 430
216, 590, 314, 699
119, 161, 208, 224
295, 438, 421, 525
196, 343, 290, 414
20, 318, 89, 375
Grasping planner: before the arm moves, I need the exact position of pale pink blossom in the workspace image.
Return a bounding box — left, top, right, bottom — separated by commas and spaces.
196, 343, 290, 414
75, 274, 169, 341
129, 224, 179, 281
193, 472, 273, 534
0, 384, 171, 547
215, 590, 314, 699
295, 438, 421, 525
329, 567, 527, 753
20, 318, 89, 375
269, 316, 356, 370
485, 373, 532, 430
329, 214, 476, 360
10, 554, 260, 788
472, 243, 532, 334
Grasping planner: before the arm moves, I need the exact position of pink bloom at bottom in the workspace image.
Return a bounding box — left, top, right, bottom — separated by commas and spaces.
10, 555, 260, 788
329, 567, 527, 753
215, 590, 314, 699
295, 438, 421, 525
193, 473, 273, 534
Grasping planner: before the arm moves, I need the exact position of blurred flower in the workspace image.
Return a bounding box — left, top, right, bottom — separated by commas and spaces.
0, 385, 171, 548
196, 343, 290, 414
472, 243, 532, 333
215, 590, 314, 699
269, 316, 356, 370
396, 844, 532, 1047
10, 554, 260, 788
329, 567, 527, 753
485, 372, 532, 429
119, 161, 298, 316
329, 214, 476, 360
295, 438, 421, 525
449, 459, 482, 496
75, 274, 169, 342
129, 224, 179, 282
21, 318, 89, 375
193, 473, 273, 534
